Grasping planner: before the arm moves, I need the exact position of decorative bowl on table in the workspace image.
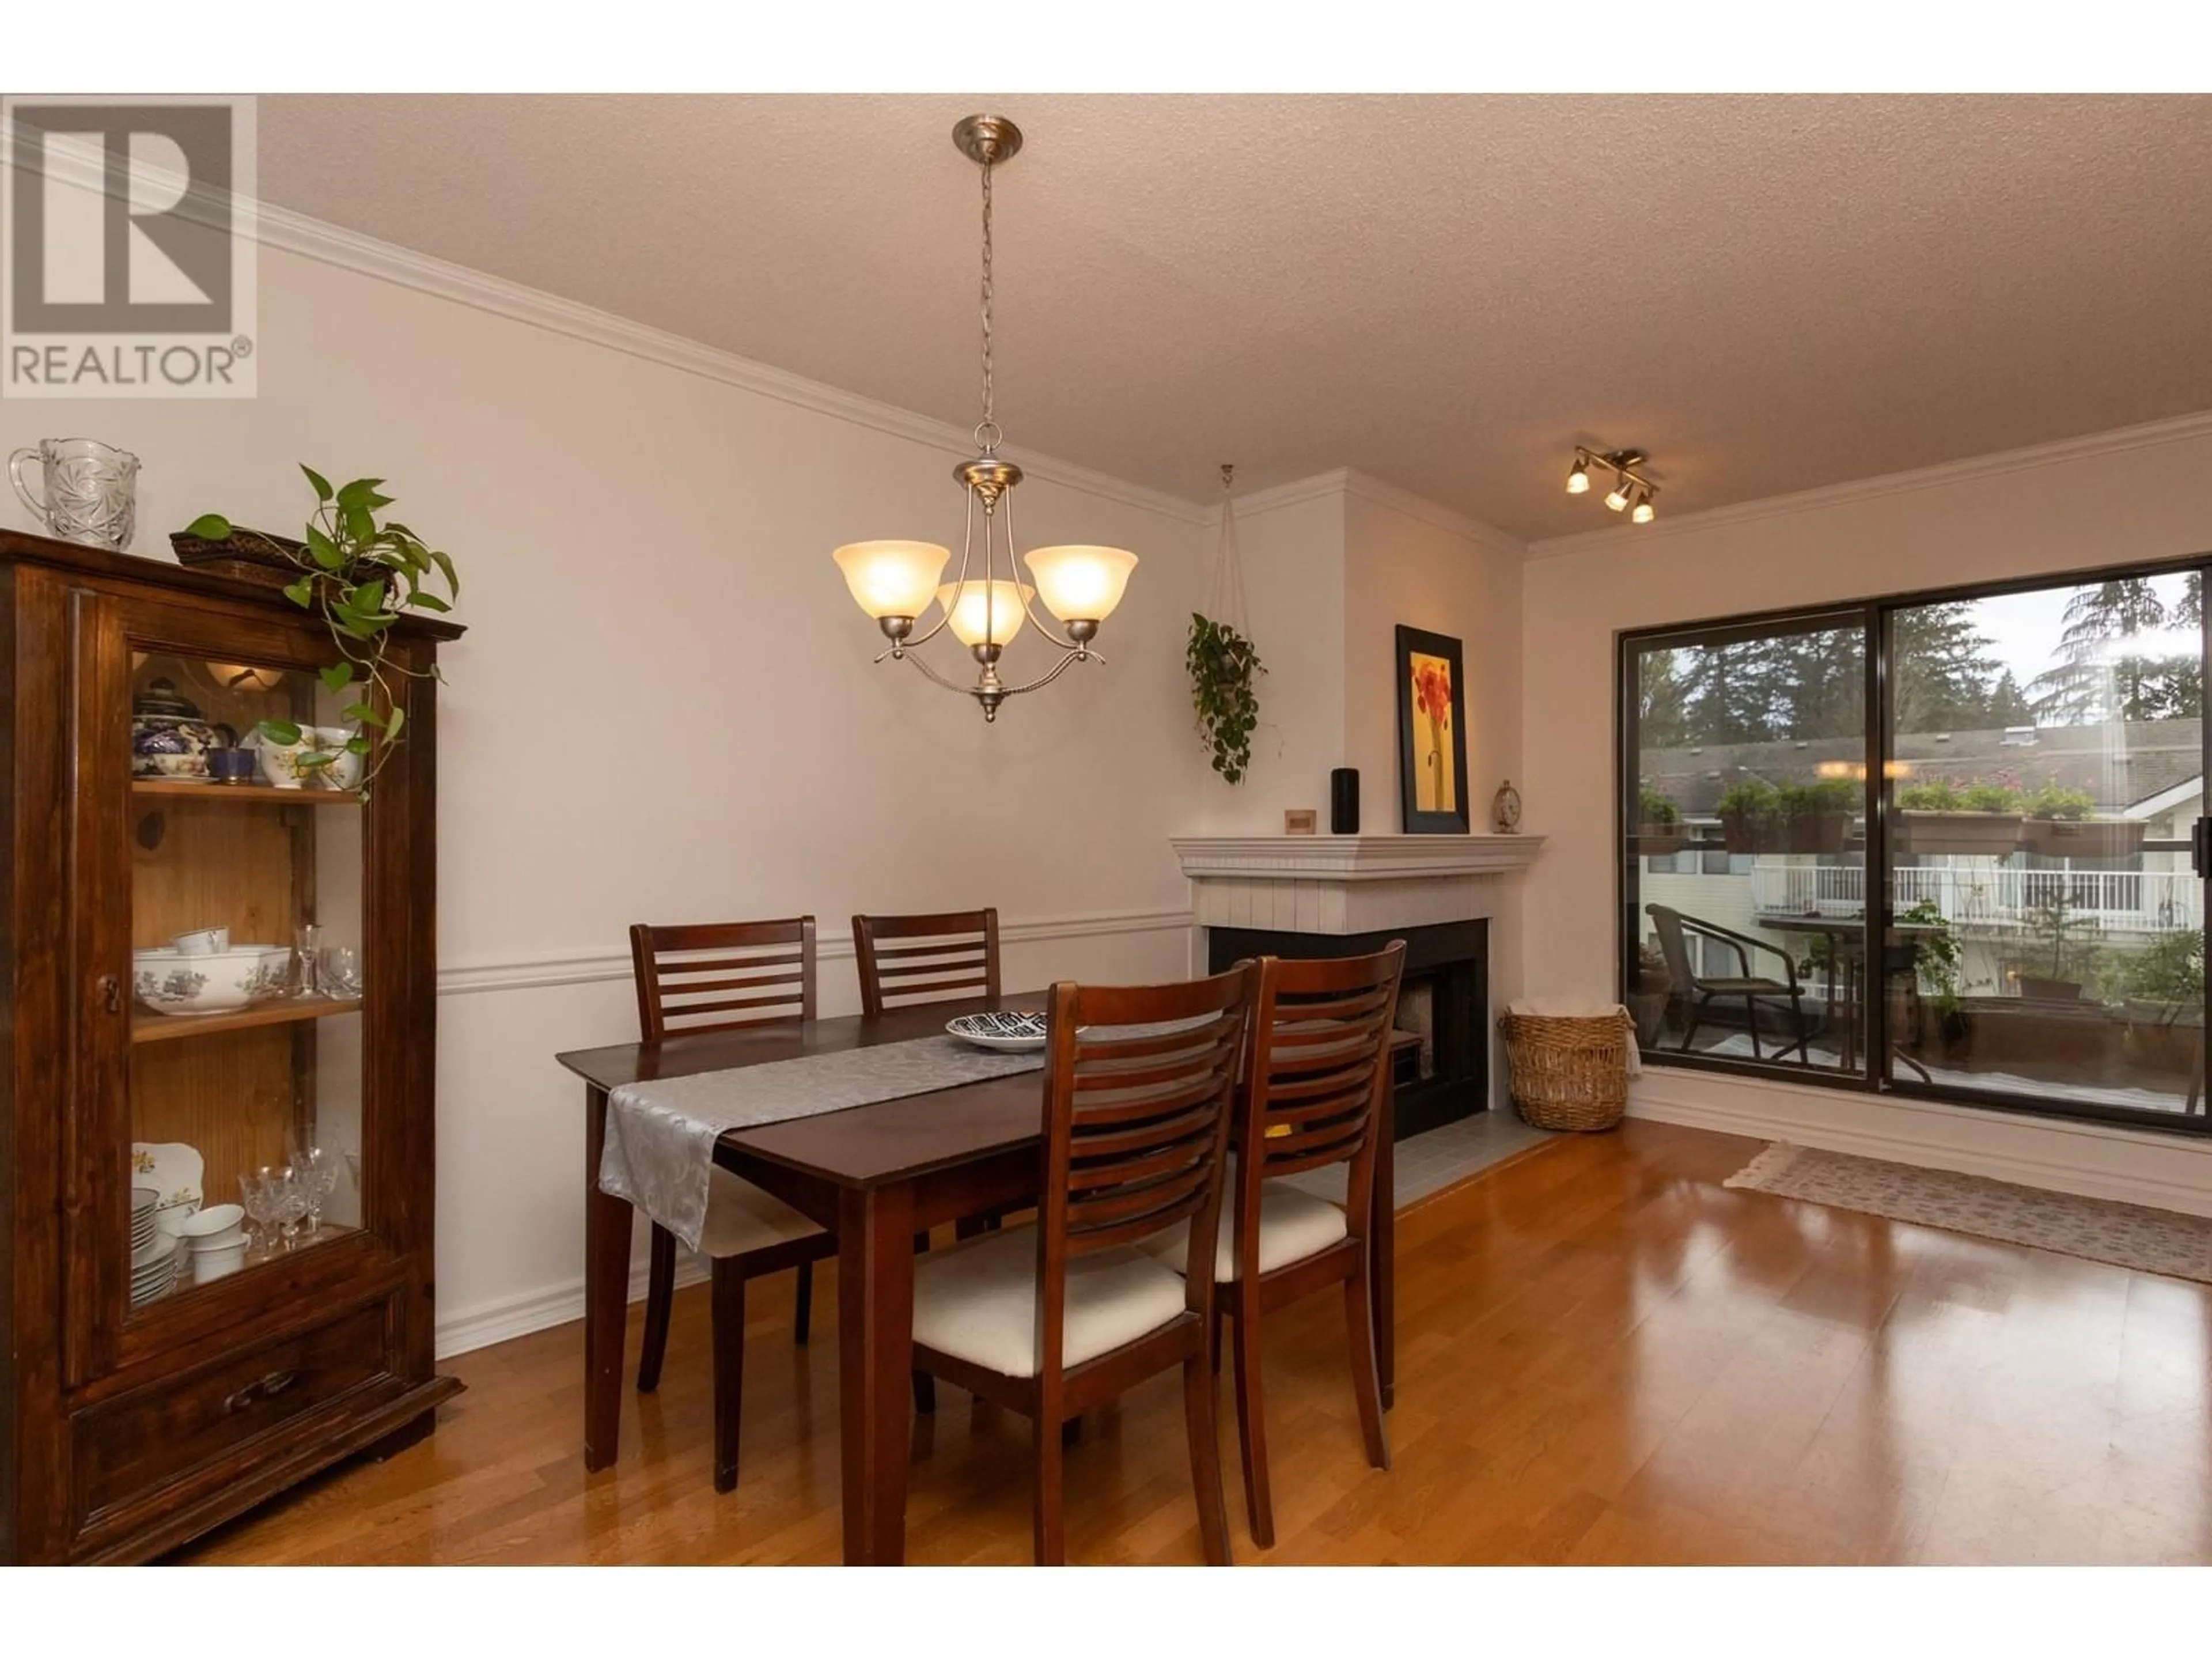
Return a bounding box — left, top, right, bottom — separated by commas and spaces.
945, 1010, 1050, 1053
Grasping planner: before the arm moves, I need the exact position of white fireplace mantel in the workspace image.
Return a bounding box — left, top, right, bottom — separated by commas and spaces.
1170, 834, 1543, 935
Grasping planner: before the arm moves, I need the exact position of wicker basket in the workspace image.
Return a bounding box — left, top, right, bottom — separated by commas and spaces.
1498, 1008, 1635, 1132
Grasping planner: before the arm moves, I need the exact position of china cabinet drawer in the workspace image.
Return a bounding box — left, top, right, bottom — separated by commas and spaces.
73, 1298, 397, 1525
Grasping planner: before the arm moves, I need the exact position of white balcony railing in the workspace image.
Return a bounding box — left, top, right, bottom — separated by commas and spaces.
1746, 862, 2205, 933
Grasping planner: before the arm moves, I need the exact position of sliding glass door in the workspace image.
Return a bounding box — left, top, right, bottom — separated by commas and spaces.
1621, 559, 2212, 1134
1623, 612, 1871, 1080
1881, 574, 2206, 1120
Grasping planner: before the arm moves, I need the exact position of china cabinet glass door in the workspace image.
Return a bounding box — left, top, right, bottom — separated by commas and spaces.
72, 590, 388, 1378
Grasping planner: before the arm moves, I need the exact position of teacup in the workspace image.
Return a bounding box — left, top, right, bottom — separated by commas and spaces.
171, 927, 230, 956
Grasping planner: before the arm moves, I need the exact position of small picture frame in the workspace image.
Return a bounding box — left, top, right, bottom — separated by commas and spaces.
1283, 808, 1318, 836
1395, 625, 1471, 834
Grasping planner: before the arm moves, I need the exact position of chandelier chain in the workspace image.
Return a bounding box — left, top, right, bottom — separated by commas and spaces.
976, 159, 999, 452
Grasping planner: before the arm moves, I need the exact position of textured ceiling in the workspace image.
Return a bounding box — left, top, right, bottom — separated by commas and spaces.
258, 94, 2212, 540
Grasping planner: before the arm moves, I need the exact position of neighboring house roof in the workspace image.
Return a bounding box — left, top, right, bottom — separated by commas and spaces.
1639, 719, 2205, 819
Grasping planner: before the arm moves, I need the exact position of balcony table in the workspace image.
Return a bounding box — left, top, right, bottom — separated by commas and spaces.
1755, 913, 1942, 1071
555, 992, 1403, 1565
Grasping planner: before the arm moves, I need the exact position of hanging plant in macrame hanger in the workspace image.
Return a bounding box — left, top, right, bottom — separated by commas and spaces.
1188, 464, 1264, 783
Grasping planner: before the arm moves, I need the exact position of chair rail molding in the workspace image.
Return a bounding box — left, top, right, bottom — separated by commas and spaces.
435, 906, 1195, 997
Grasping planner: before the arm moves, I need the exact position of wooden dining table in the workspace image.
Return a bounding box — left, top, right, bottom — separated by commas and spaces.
555, 991, 1404, 1566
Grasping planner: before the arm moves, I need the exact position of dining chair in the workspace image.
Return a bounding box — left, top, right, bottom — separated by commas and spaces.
1645, 903, 1813, 1062
854, 906, 1017, 1415
851, 907, 1002, 1017
907, 966, 1255, 1565
628, 916, 838, 1493
1144, 944, 1405, 1547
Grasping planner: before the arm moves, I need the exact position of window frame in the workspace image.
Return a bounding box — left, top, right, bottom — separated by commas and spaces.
1616, 551, 2212, 1137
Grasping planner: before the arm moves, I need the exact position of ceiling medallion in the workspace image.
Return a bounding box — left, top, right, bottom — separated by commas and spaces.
831, 115, 1138, 722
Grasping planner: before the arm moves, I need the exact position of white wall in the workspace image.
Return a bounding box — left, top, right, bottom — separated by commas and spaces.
3, 230, 1217, 1352
1521, 412, 2212, 1210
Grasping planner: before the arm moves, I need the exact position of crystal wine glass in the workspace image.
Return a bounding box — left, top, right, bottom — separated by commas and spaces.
289, 1134, 339, 1237
239, 1167, 277, 1256
270, 1166, 309, 1251
293, 924, 325, 998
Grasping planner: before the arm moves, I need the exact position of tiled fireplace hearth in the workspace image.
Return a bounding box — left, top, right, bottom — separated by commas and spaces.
1171, 835, 1544, 1137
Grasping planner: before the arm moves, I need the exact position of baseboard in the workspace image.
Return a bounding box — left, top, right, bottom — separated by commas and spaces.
436, 1249, 710, 1359
1631, 1066, 2212, 1218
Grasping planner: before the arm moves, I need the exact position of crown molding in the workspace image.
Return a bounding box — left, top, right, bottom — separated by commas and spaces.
1527, 408, 2212, 560
1339, 469, 1528, 560
1211, 468, 1527, 561
1210, 469, 1354, 523
245, 199, 1211, 528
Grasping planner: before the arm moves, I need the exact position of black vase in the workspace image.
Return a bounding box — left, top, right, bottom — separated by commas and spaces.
1330, 768, 1360, 835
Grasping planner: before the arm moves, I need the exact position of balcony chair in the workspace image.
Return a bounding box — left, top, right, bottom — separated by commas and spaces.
1645, 903, 1813, 1063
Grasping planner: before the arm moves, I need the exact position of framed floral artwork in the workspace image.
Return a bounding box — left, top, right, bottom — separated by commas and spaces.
1395, 625, 1471, 834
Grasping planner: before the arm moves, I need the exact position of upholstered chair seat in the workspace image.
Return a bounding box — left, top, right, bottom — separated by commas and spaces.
1144, 1171, 1348, 1282
913, 1224, 1189, 1378
699, 1165, 824, 1258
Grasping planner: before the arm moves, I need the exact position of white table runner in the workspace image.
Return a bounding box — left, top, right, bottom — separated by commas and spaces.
597, 1035, 1046, 1250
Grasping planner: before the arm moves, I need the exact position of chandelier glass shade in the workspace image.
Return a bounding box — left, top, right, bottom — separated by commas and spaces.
830, 115, 1139, 722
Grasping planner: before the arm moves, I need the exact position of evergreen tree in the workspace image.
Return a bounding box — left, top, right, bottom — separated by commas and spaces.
2028, 579, 2196, 724
1893, 603, 2014, 733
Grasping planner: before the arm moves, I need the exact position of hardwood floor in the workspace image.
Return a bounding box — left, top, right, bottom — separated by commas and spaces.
179, 1122, 2212, 1565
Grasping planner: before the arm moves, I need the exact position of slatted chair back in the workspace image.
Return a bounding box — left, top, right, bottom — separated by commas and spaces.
1033, 967, 1256, 1377
628, 917, 818, 1039
1645, 904, 1698, 995
1236, 944, 1407, 1246
851, 908, 1001, 1017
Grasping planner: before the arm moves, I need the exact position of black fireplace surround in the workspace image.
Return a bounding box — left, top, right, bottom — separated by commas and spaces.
1206, 918, 1488, 1140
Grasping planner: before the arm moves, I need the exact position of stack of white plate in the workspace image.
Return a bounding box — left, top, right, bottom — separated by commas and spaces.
130, 1232, 184, 1307
130, 1185, 160, 1256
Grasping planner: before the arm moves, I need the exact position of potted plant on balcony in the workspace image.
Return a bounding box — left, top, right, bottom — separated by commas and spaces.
1893, 776, 2026, 858
1635, 785, 1688, 855
2012, 886, 2106, 1002
1778, 778, 1859, 854
2103, 926, 2205, 1074
1716, 778, 1781, 854
2018, 782, 2143, 860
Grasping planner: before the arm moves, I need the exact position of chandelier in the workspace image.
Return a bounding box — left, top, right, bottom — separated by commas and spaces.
831, 115, 1138, 722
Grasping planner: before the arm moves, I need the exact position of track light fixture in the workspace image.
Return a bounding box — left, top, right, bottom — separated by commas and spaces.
1566, 446, 1658, 525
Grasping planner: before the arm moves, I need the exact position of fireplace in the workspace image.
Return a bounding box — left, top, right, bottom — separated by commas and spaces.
1206, 918, 1488, 1140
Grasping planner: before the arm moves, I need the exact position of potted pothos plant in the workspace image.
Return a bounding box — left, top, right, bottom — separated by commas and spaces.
1187, 613, 1263, 784
1635, 784, 1687, 855
181, 466, 460, 797
1893, 776, 2027, 858
2018, 782, 2142, 860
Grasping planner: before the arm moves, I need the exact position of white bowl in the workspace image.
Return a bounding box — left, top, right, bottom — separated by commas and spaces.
186, 1227, 245, 1253
177, 1202, 244, 1239
193, 1244, 248, 1284
132, 946, 275, 1015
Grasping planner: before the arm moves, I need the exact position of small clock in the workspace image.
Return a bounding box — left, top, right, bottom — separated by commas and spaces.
1491, 779, 1522, 834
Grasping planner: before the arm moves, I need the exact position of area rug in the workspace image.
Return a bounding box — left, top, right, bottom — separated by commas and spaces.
1724, 1143, 2212, 1285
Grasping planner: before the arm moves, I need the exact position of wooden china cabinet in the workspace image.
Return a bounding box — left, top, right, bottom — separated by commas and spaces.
0, 528, 462, 1563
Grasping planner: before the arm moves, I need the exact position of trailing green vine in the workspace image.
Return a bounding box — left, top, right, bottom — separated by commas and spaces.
185, 465, 459, 797
1187, 613, 1263, 783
